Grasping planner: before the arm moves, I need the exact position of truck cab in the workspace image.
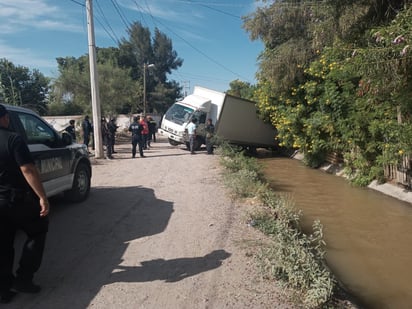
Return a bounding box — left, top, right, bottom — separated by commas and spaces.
159, 94, 211, 147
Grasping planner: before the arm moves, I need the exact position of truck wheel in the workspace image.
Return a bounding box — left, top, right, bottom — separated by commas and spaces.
186, 139, 202, 151
247, 146, 257, 156
194, 138, 202, 151
65, 162, 91, 202
168, 138, 179, 146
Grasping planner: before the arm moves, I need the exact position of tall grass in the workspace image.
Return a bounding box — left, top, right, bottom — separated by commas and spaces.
218, 143, 336, 308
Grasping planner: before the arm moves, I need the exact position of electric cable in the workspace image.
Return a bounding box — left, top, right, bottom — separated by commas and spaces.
95, 0, 121, 44
132, 2, 252, 83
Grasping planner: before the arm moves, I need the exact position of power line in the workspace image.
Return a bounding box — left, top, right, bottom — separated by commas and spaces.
67, 0, 120, 46
67, 0, 84, 7
131, 0, 156, 30
110, 0, 131, 30
177, 1, 246, 8
180, 0, 241, 19
95, 0, 121, 44
67, 0, 254, 83
132, 3, 252, 83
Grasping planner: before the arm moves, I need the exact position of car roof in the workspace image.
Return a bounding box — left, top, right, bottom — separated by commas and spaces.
2, 103, 39, 116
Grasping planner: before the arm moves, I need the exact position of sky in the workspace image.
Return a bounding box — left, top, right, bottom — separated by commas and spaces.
0, 0, 265, 94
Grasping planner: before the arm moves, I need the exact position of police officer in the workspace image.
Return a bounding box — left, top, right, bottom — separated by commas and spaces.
65, 119, 76, 142
107, 118, 118, 154
128, 116, 145, 158
0, 104, 50, 303
101, 117, 113, 160
82, 115, 93, 152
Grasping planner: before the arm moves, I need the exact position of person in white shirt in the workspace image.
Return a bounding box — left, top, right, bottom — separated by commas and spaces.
186, 118, 197, 154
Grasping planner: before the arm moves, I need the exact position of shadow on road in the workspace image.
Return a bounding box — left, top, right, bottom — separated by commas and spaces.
107, 249, 231, 283
10, 186, 174, 308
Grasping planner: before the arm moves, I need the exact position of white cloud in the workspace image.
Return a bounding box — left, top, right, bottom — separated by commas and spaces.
0, 40, 55, 70
118, 0, 204, 25
0, 0, 82, 34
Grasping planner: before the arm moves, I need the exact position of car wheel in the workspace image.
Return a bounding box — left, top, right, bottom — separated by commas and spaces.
65, 162, 90, 202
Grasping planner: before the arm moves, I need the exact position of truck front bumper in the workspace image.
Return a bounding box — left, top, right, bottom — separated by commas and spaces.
159, 129, 184, 143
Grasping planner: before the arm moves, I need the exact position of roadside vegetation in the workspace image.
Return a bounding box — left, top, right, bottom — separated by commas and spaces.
242, 1, 412, 187
218, 143, 354, 308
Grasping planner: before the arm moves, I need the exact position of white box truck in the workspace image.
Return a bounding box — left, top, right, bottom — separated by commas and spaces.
158, 86, 277, 151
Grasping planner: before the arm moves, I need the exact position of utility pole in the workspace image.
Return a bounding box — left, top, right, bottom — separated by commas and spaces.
143, 63, 155, 116
86, 0, 103, 158
143, 63, 147, 116
182, 80, 190, 97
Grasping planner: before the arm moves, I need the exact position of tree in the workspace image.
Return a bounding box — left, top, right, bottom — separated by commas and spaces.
119, 22, 183, 114
52, 55, 139, 116
97, 62, 139, 116
244, 0, 412, 185
52, 56, 93, 114
227, 80, 256, 100
0, 58, 50, 114
152, 28, 183, 83
51, 21, 183, 116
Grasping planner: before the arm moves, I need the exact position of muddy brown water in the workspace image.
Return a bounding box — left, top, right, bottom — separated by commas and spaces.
260, 157, 412, 309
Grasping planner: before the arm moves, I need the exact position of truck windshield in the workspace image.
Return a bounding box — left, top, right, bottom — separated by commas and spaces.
164, 103, 194, 125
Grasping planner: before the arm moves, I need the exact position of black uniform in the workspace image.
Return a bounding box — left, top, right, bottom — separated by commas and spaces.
205, 121, 215, 154
0, 127, 48, 296
147, 118, 157, 144
128, 119, 145, 158
101, 119, 113, 159
107, 119, 118, 153
65, 124, 76, 141
82, 116, 93, 147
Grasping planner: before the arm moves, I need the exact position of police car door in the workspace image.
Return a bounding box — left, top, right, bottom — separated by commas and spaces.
13, 111, 72, 193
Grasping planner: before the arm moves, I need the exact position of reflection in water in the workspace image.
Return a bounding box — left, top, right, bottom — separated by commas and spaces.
261, 157, 412, 309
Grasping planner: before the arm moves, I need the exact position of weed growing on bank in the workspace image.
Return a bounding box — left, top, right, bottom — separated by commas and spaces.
218, 143, 336, 308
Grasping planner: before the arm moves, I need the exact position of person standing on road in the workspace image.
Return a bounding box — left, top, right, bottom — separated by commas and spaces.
108, 118, 119, 154
205, 118, 215, 155
147, 116, 157, 144
101, 118, 113, 160
186, 118, 197, 154
128, 116, 145, 158
64, 119, 76, 142
0, 104, 50, 304
140, 116, 149, 150
107, 118, 118, 154
82, 115, 93, 152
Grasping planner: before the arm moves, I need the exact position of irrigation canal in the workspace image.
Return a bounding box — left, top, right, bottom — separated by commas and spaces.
261, 156, 412, 309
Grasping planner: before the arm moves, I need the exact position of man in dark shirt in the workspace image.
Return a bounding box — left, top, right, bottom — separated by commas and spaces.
82, 115, 93, 152
128, 116, 145, 158
205, 118, 215, 155
147, 116, 157, 146
0, 104, 50, 303
107, 118, 118, 154
65, 119, 76, 142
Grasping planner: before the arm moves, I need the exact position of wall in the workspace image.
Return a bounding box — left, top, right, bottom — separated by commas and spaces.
44, 114, 162, 133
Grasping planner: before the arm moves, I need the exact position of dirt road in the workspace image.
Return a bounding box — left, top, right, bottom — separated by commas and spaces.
9, 135, 293, 309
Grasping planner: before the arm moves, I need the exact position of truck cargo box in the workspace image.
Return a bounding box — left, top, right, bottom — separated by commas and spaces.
215, 94, 277, 148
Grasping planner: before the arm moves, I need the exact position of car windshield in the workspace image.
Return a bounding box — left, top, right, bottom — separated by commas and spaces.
164, 103, 194, 125
17, 112, 56, 146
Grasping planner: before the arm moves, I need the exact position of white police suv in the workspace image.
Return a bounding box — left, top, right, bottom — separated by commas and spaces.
4, 104, 92, 202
